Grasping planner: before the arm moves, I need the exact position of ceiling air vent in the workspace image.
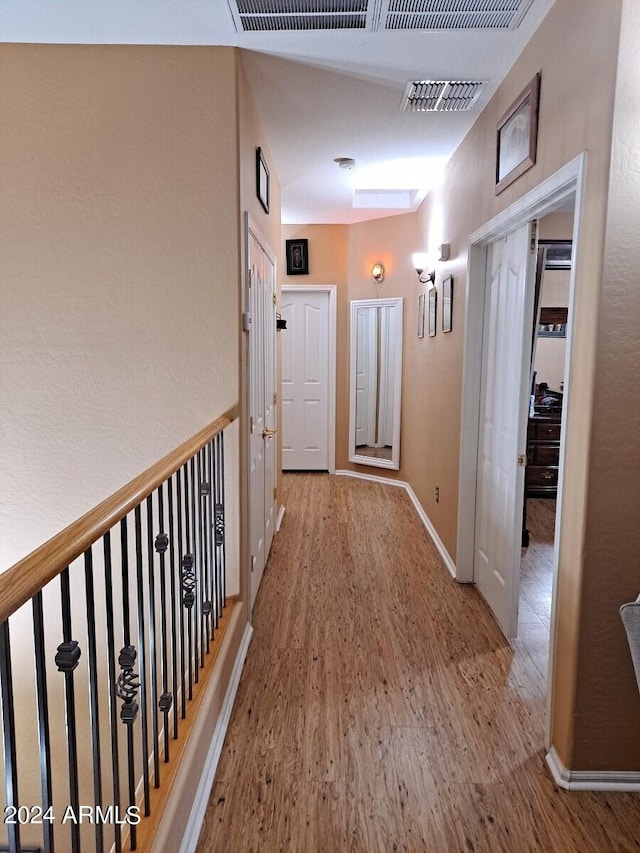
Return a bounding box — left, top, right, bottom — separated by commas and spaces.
384, 0, 535, 31
400, 80, 485, 112
230, 0, 369, 31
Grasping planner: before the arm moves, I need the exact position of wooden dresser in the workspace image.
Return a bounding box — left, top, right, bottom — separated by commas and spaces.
526, 411, 562, 498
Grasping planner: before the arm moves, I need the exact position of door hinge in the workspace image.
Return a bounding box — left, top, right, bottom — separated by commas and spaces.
250, 416, 254, 434
242, 312, 251, 331
273, 293, 277, 306
530, 221, 539, 254
518, 454, 528, 467
273, 391, 278, 406
273, 486, 277, 501
251, 555, 256, 573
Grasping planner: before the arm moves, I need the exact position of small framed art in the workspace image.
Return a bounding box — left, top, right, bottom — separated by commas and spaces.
256, 147, 270, 214
285, 238, 309, 275
418, 293, 425, 339
428, 288, 437, 337
495, 73, 540, 195
442, 275, 453, 333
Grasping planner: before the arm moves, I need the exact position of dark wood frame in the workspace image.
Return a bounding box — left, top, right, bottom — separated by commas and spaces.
256, 147, 270, 214
285, 238, 309, 276
442, 275, 453, 333
495, 72, 541, 195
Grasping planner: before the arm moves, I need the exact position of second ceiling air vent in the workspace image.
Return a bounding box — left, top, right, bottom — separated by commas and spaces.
400, 80, 485, 112
231, 0, 368, 31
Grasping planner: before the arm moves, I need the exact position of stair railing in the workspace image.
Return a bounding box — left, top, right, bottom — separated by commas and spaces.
0, 404, 239, 853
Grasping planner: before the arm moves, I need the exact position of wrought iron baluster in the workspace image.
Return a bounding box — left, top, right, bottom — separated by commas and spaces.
104, 531, 123, 853
198, 448, 211, 657
134, 505, 151, 816
57, 567, 81, 853
216, 432, 227, 613
190, 456, 201, 682
146, 496, 160, 789
0, 618, 21, 853
183, 461, 195, 701
176, 466, 187, 718
32, 591, 54, 853
120, 517, 138, 850
84, 547, 105, 853
156, 483, 172, 763
167, 473, 179, 739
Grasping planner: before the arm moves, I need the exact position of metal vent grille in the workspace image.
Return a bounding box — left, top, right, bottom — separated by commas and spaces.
400, 80, 485, 112
385, 0, 533, 30
232, 0, 368, 31
227, 0, 534, 31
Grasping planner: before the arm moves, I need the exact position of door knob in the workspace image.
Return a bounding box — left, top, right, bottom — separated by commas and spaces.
262, 427, 278, 438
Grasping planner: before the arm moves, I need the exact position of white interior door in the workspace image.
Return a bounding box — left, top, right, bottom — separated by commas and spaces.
281, 288, 332, 470
247, 219, 277, 612
474, 222, 538, 638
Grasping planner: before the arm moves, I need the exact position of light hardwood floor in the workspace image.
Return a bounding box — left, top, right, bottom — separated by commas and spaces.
197, 474, 640, 853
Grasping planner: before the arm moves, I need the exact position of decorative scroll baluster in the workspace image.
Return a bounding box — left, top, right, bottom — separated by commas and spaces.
146, 496, 160, 790
57, 567, 81, 853
0, 619, 20, 853
155, 490, 172, 763
134, 505, 151, 817
199, 447, 212, 656
120, 517, 138, 850
189, 457, 201, 683
216, 432, 227, 615
176, 466, 187, 718
104, 530, 123, 853
182, 550, 196, 700
167, 474, 180, 739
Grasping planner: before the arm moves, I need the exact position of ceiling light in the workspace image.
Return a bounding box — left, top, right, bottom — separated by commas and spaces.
335, 157, 356, 170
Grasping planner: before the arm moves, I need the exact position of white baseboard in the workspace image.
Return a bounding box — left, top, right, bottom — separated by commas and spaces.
546, 745, 640, 791
335, 470, 456, 579
179, 622, 254, 853
276, 504, 286, 532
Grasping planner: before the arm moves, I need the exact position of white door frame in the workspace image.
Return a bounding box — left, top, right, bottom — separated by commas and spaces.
281, 285, 337, 474
456, 152, 586, 744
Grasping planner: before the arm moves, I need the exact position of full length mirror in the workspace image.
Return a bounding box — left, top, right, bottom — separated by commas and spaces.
349, 297, 403, 470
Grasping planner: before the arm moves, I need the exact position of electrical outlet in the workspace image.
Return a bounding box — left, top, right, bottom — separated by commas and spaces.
435, 486, 440, 503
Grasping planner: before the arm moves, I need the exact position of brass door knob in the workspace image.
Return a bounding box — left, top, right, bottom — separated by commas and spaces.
262, 427, 278, 438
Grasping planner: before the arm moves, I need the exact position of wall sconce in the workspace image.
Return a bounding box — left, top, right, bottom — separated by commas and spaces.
276, 312, 287, 331
412, 244, 450, 284
371, 263, 385, 283
412, 252, 435, 285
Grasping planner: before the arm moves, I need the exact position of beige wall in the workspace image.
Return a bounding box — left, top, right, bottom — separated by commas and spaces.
0, 45, 241, 572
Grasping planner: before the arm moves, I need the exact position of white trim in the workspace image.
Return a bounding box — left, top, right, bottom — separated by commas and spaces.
179, 622, 254, 853
546, 746, 640, 792
335, 470, 455, 578
281, 284, 337, 474
276, 503, 285, 532
456, 152, 586, 585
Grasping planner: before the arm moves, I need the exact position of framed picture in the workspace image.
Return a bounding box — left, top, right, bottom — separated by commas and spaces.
285, 238, 309, 275
417, 293, 425, 339
495, 73, 541, 195
428, 288, 437, 337
256, 147, 270, 214
442, 275, 453, 333
539, 240, 572, 270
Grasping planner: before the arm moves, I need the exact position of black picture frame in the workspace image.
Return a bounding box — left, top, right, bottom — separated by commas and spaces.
495, 73, 540, 195
428, 288, 437, 337
539, 240, 572, 270
442, 275, 453, 333
256, 147, 270, 214
285, 239, 309, 275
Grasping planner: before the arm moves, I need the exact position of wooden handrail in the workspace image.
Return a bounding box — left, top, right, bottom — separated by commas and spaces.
0, 403, 239, 624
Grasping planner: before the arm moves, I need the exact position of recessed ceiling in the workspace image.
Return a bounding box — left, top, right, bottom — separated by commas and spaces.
1, 0, 556, 224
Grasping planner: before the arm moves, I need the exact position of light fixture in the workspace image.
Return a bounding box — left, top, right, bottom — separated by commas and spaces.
412, 252, 435, 284
371, 263, 385, 283
334, 157, 356, 170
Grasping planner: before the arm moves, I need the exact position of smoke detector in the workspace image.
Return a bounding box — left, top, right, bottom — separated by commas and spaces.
335, 157, 356, 170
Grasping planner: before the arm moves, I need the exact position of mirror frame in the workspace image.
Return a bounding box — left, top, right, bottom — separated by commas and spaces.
348, 297, 403, 470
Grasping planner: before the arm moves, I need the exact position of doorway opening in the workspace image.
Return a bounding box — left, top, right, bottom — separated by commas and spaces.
457, 153, 586, 745
518, 204, 575, 684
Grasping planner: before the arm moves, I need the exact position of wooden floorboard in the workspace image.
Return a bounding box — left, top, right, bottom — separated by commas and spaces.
197, 474, 640, 853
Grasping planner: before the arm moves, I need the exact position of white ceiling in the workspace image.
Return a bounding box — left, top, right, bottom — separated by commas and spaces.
1, 0, 556, 224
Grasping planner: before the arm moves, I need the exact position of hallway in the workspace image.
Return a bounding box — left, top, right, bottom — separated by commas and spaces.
197, 474, 640, 852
